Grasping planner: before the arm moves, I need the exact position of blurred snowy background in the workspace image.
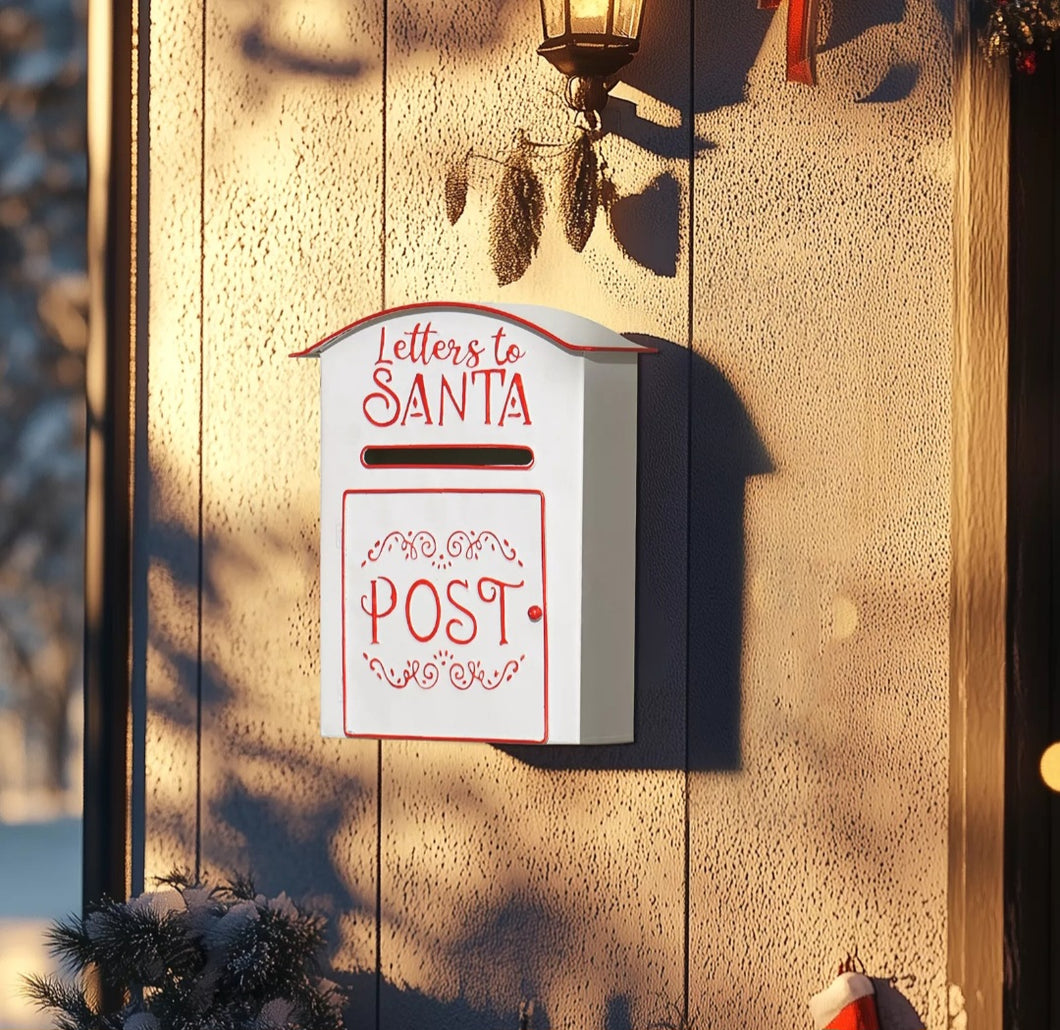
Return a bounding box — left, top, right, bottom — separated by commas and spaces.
0, 0, 87, 1024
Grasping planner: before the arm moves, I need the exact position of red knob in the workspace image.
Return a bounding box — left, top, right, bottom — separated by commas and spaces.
527, 605, 543, 622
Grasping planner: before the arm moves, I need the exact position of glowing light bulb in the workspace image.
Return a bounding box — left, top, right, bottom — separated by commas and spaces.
569, 0, 607, 32
1040, 742, 1060, 792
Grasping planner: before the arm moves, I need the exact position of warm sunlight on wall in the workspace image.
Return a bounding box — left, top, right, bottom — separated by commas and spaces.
140, 0, 954, 1028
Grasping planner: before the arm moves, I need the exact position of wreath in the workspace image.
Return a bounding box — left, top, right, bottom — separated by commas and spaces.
983, 0, 1060, 72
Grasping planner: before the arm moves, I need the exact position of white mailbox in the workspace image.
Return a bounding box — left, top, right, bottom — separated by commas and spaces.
294, 302, 651, 744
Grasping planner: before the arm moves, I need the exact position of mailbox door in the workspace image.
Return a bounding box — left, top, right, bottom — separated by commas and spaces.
341, 488, 548, 742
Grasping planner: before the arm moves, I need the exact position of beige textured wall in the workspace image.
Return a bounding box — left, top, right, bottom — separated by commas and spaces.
141, 0, 953, 1027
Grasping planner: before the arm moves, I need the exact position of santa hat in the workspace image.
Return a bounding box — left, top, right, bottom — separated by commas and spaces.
809, 970, 879, 1030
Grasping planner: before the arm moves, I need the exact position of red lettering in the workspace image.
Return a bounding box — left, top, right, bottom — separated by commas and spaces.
383, 327, 494, 373
417, 321, 433, 362
400, 373, 434, 426
360, 577, 397, 644
405, 579, 441, 643
396, 321, 435, 364
491, 326, 507, 364
445, 579, 478, 644
438, 373, 467, 426
497, 372, 531, 426
363, 363, 531, 427
477, 576, 524, 645
502, 334, 527, 366
375, 326, 392, 365
492, 326, 526, 365
363, 367, 401, 427
471, 368, 506, 425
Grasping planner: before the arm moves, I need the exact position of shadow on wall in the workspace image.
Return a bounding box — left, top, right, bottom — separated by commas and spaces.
204, 774, 680, 1030
328, 971, 664, 1030
631, 0, 924, 116
324, 974, 928, 1030
503, 337, 772, 773
211, 780, 367, 915
222, 0, 935, 286
231, 0, 918, 102
604, 171, 683, 278
202, 775, 686, 1030
241, 23, 364, 77
135, 345, 771, 780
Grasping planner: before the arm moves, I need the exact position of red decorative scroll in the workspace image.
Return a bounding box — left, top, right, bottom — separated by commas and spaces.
360, 652, 527, 692
358, 526, 529, 691
786, 0, 818, 85
758, 0, 818, 85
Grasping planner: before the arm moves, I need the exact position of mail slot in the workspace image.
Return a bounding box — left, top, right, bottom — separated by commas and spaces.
293, 301, 652, 744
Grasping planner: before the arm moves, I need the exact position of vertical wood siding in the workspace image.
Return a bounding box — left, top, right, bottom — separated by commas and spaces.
142, 0, 205, 883
141, 0, 955, 1025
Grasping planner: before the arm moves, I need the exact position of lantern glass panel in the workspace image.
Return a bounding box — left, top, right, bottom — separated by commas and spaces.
612, 0, 643, 39
568, 0, 610, 34
541, 0, 565, 38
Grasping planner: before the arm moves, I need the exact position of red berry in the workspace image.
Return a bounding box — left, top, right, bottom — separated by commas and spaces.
1017, 49, 1038, 73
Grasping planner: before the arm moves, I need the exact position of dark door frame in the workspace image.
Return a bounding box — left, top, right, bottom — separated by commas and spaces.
83, 0, 137, 913
1005, 47, 1059, 1030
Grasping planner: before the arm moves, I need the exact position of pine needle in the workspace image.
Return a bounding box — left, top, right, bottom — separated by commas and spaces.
44, 914, 94, 972
154, 868, 196, 890
22, 973, 96, 1030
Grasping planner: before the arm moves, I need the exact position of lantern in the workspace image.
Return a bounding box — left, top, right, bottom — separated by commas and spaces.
537, 0, 646, 114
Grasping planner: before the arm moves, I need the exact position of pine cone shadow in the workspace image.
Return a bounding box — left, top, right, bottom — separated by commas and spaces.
855, 62, 920, 103
607, 172, 680, 278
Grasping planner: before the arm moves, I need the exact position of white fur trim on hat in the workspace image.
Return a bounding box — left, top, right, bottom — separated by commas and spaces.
809, 972, 876, 1030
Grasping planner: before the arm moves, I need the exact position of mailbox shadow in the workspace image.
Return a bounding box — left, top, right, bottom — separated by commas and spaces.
501, 337, 772, 772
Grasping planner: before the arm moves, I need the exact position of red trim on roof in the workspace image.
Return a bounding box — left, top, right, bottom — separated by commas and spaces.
289, 301, 658, 357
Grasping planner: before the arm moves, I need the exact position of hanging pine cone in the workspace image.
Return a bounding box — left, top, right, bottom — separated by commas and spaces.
559, 131, 599, 253
444, 154, 469, 225
489, 138, 545, 286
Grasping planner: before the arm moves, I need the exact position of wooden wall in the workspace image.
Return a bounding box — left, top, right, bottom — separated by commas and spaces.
139, 0, 955, 1026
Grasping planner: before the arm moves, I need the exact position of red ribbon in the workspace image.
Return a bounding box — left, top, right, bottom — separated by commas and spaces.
758, 0, 818, 85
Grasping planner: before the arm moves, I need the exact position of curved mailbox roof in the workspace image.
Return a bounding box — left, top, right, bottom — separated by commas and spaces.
290, 301, 657, 358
